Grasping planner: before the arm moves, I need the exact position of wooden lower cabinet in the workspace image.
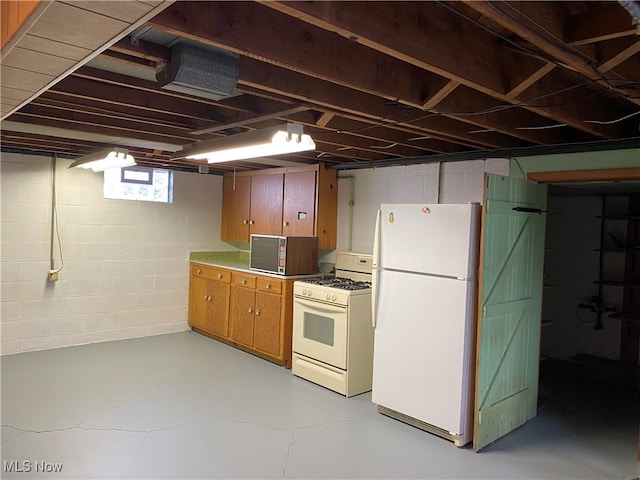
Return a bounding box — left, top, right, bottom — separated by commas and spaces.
254, 290, 282, 357
188, 264, 230, 337
230, 283, 256, 347
189, 263, 294, 367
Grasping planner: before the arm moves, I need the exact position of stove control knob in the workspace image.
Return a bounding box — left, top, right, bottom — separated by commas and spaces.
302, 288, 307, 295
332, 294, 337, 301
307, 290, 313, 297
325, 293, 331, 300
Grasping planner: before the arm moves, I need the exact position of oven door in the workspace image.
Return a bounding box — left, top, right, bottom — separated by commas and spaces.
293, 296, 348, 370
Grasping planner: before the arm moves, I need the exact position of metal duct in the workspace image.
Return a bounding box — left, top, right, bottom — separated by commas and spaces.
156, 43, 239, 100
619, 0, 640, 28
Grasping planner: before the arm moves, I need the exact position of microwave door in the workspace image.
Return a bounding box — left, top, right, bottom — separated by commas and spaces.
250, 235, 280, 272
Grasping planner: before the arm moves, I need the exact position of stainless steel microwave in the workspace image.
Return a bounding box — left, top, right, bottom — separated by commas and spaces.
249, 235, 318, 275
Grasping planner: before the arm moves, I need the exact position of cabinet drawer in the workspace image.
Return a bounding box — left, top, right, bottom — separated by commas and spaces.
232, 272, 257, 288
257, 277, 282, 294
191, 264, 231, 283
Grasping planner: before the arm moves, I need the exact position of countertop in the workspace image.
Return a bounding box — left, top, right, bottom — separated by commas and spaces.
189, 251, 330, 279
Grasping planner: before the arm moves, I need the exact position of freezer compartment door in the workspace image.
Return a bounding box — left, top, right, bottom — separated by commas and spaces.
377, 203, 479, 278
371, 269, 476, 437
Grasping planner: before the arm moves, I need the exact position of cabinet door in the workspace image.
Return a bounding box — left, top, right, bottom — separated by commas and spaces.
254, 290, 282, 357
230, 286, 256, 347
221, 175, 251, 242
283, 170, 316, 237
208, 280, 230, 337
250, 173, 284, 236
188, 275, 209, 330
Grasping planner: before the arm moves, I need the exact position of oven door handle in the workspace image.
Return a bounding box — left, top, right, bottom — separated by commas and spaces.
294, 296, 347, 314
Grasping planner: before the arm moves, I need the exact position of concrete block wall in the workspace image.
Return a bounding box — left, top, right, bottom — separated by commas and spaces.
332, 159, 509, 256
1, 154, 508, 354
1, 153, 231, 355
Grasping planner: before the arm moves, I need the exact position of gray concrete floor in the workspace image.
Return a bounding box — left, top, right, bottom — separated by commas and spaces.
1, 331, 638, 479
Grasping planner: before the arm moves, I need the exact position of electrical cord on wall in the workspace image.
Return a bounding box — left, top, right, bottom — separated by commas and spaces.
49, 154, 64, 280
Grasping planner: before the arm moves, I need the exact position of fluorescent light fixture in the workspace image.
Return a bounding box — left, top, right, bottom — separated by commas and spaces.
175, 123, 315, 163
69, 148, 136, 172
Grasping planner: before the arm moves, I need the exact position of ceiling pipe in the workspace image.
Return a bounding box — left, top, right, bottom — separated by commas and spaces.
328, 137, 640, 171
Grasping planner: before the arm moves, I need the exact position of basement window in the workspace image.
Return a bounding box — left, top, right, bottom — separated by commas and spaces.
104, 167, 173, 203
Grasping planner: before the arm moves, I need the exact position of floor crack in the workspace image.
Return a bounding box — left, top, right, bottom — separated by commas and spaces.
1, 419, 221, 436
281, 431, 295, 479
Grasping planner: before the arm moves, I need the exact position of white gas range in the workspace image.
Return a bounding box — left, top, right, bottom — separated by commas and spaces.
292, 251, 374, 397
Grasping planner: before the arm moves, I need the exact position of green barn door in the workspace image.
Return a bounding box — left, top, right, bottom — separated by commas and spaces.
474, 174, 547, 451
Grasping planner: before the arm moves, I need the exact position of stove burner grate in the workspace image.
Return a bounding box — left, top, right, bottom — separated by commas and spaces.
302, 277, 371, 291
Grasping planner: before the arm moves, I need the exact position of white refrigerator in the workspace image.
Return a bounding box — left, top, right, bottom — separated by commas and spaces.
371, 203, 480, 447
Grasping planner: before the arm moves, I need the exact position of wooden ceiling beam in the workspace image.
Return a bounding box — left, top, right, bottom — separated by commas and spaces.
260, 1, 629, 139
463, 1, 640, 108
239, 56, 573, 148
110, 36, 170, 63
10, 106, 193, 145
34, 95, 206, 131
147, 1, 456, 110
190, 106, 311, 135
49, 74, 235, 125
506, 64, 556, 99
315, 112, 335, 128
421, 80, 460, 110
432, 84, 597, 145
597, 36, 640, 75
256, 0, 519, 96
278, 110, 438, 157
293, 114, 465, 156
565, 2, 639, 46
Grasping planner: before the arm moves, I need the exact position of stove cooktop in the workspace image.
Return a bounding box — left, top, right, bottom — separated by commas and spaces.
298, 276, 372, 291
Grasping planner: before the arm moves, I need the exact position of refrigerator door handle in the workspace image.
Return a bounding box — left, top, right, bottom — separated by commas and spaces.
372, 268, 379, 328
371, 208, 382, 328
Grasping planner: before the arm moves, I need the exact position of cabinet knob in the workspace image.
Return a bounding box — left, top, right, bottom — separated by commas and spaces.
249, 220, 255, 225
283, 221, 289, 226
247, 307, 253, 314
243, 220, 249, 225
203, 294, 207, 300
265, 283, 271, 289
207, 296, 212, 302
255, 309, 261, 316
217, 273, 223, 279
241, 278, 246, 284
196, 269, 201, 274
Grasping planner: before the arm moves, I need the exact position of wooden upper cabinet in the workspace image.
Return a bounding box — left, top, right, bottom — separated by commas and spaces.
283, 169, 316, 237
249, 173, 284, 236
220, 163, 337, 249
221, 175, 251, 242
